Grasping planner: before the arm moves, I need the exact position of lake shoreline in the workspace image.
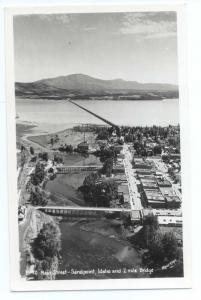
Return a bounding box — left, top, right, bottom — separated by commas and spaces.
16, 98, 180, 127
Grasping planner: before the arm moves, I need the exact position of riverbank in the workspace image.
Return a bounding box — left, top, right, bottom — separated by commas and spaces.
19, 207, 61, 279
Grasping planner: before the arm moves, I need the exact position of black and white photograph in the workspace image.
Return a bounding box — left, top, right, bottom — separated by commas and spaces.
5, 4, 191, 291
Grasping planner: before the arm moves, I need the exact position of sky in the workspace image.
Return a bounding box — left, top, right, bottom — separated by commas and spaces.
14, 11, 178, 84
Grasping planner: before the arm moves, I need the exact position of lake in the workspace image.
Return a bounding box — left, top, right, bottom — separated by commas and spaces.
16, 98, 179, 134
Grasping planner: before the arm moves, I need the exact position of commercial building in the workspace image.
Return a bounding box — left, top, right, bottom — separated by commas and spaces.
113, 163, 125, 174
141, 180, 158, 190
133, 158, 154, 170
157, 215, 182, 227
157, 178, 172, 187
130, 210, 144, 224
136, 169, 155, 176
118, 184, 130, 203
113, 174, 127, 183
165, 195, 181, 209
143, 189, 166, 208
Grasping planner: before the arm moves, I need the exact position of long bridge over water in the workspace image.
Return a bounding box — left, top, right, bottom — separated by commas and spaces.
69, 100, 120, 134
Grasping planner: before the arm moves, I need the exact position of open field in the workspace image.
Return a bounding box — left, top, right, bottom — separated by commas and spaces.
27, 127, 97, 149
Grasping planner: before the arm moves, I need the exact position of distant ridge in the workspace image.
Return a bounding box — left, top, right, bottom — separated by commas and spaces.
15, 73, 178, 100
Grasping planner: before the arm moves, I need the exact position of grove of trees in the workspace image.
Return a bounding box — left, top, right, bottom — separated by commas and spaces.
38, 152, 49, 162
31, 222, 61, 278
30, 162, 45, 186
78, 172, 117, 207
101, 158, 113, 177
29, 186, 49, 206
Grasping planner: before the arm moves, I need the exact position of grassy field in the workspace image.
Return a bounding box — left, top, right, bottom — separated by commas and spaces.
27, 128, 97, 149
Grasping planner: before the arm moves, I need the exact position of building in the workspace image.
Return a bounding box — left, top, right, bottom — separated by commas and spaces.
143, 189, 166, 208
165, 196, 181, 209
77, 141, 89, 152
159, 186, 175, 197
113, 144, 124, 154
157, 215, 182, 227
170, 153, 181, 160
157, 178, 172, 187
118, 184, 130, 203
133, 159, 153, 170
136, 169, 155, 176
130, 210, 143, 224
113, 174, 127, 183
113, 162, 125, 174
138, 174, 156, 181
141, 180, 158, 190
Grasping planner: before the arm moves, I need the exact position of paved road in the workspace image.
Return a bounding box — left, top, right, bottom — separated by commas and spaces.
123, 144, 143, 211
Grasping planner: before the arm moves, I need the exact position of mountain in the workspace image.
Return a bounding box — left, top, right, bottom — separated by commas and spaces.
15, 73, 178, 100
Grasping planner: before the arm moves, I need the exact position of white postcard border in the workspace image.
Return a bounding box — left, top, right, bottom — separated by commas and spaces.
5, 2, 192, 291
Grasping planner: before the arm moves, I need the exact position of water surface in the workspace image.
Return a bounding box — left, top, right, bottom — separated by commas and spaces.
16, 98, 179, 135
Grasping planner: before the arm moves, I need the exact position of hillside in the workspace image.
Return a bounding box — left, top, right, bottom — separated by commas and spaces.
15, 74, 178, 100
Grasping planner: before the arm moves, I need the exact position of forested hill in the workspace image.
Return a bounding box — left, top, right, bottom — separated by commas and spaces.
15, 73, 178, 100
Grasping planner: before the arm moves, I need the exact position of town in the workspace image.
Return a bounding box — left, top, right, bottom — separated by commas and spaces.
16, 113, 183, 277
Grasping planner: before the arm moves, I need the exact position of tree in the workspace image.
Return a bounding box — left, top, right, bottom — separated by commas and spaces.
153, 145, 162, 155
31, 223, 61, 276
50, 138, 54, 146
145, 231, 165, 266
96, 128, 110, 140
30, 146, 34, 155
39, 152, 49, 162
98, 148, 117, 163
162, 232, 178, 261
29, 187, 49, 206
79, 174, 117, 207
30, 162, 45, 185
144, 230, 179, 267
20, 151, 27, 167
101, 158, 113, 177
54, 154, 63, 164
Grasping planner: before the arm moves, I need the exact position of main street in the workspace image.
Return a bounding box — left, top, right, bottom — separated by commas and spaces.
123, 144, 143, 211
